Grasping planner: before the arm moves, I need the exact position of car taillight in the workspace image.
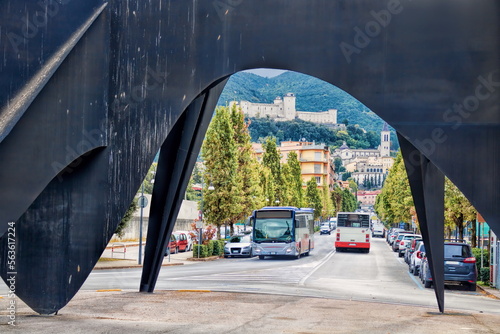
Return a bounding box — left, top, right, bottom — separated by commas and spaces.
336, 234, 340, 241
400, 241, 404, 246
416, 251, 422, 259
464, 257, 476, 263
366, 234, 369, 242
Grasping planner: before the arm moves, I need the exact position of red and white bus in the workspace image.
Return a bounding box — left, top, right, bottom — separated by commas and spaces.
335, 212, 371, 253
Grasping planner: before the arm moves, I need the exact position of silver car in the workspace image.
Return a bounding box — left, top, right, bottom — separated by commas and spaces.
224, 234, 254, 258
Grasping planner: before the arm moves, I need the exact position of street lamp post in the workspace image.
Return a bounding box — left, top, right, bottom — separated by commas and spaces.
197, 179, 214, 258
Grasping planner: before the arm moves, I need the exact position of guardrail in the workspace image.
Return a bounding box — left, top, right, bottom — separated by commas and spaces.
111, 243, 127, 259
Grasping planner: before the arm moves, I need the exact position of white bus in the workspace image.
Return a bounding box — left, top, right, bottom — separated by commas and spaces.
335, 212, 371, 253
251, 207, 314, 259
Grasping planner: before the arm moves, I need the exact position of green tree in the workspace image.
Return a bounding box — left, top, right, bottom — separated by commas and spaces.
282, 151, 304, 207
141, 162, 157, 194
321, 180, 334, 220
331, 184, 343, 214
202, 107, 240, 237
305, 178, 323, 220
340, 188, 357, 212
374, 150, 413, 225
444, 178, 476, 240
229, 104, 264, 233
115, 198, 138, 238
262, 137, 284, 203
259, 164, 275, 206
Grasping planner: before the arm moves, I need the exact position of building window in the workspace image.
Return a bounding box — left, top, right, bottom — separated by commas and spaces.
315, 176, 321, 184
314, 164, 321, 173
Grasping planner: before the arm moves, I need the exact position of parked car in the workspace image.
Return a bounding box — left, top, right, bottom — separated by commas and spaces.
165, 234, 178, 255
224, 234, 254, 258
387, 228, 406, 245
395, 234, 421, 257
420, 241, 477, 290
391, 231, 414, 252
409, 241, 425, 276
404, 238, 423, 264
175, 231, 194, 251
172, 232, 189, 252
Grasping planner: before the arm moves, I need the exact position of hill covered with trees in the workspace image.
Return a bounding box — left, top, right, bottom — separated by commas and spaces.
248, 117, 380, 150
217, 71, 386, 134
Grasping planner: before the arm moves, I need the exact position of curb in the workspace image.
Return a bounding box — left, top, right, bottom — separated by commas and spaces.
186, 256, 220, 262
93, 262, 184, 270
476, 285, 500, 300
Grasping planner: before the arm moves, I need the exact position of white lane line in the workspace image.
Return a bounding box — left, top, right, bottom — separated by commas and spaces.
408, 271, 424, 290
299, 249, 336, 286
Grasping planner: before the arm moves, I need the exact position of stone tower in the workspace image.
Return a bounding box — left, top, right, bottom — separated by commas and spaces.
380, 123, 391, 157
282, 93, 296, 120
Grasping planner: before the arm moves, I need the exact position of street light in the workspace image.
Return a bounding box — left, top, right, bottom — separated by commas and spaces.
197, 180, 214, 258
138, 169, 155, 265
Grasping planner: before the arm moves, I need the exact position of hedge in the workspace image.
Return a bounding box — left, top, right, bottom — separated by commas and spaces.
192, 244, 208, 258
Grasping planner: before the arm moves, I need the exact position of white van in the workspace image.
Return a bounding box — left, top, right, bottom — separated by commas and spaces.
372, 224, 385, 238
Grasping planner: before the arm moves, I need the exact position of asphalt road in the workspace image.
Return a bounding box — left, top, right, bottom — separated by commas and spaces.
81, 234, 500, 315
2, 233, 500, 333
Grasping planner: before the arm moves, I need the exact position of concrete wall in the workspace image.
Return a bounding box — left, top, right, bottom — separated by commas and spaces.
111, 198, 198, 242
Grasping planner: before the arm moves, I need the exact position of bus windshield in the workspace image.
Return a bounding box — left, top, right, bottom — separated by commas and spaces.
254, 218, 293, 242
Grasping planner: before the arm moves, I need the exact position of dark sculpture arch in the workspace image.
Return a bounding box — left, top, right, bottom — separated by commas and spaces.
0, 0, 498, 314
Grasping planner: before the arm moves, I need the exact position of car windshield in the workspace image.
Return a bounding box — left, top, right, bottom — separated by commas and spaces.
229, 235, 251, 243
444, 244, 471, 258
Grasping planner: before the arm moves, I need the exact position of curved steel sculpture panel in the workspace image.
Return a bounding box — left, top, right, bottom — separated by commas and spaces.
0, 0, 498, 314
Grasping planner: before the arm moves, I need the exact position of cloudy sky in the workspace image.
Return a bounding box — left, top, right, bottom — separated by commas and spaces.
243, 68, 288, 78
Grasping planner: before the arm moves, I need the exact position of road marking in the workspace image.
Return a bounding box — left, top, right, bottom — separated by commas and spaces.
299, 249, 336, 286
408, 271, 424, 290
96, 289, 122, 292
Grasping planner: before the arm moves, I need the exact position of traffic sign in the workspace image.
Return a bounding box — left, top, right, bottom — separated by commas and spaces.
138, 196, 148, 208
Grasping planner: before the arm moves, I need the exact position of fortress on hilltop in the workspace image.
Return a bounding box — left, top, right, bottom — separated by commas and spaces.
231, 93, 338, 125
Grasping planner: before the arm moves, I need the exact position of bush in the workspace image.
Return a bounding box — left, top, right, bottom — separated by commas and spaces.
210, 240, 223, 256
206, 241, 214, 257
218, 240, 225, 256
192, 244, 208, 258
472, 248, 489, 273
479, 267, 490, 283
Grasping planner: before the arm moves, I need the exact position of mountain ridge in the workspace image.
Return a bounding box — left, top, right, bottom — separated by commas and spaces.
217, 71, 386, 133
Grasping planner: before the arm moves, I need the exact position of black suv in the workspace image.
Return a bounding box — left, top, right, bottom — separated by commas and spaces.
420, 241, 477, 291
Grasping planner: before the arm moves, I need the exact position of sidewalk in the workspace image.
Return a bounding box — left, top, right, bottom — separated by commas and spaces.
95, 241, 216, 269
3, 290, 500, 333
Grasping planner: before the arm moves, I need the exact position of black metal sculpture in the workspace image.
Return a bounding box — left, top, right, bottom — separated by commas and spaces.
0, 0, 498, 315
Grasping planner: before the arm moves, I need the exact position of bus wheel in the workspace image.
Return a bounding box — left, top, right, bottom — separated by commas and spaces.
304, 242, 311, 256
258, 255, 265, 260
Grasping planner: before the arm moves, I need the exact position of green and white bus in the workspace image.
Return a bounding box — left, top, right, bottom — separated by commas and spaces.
251, 207, 314, 259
